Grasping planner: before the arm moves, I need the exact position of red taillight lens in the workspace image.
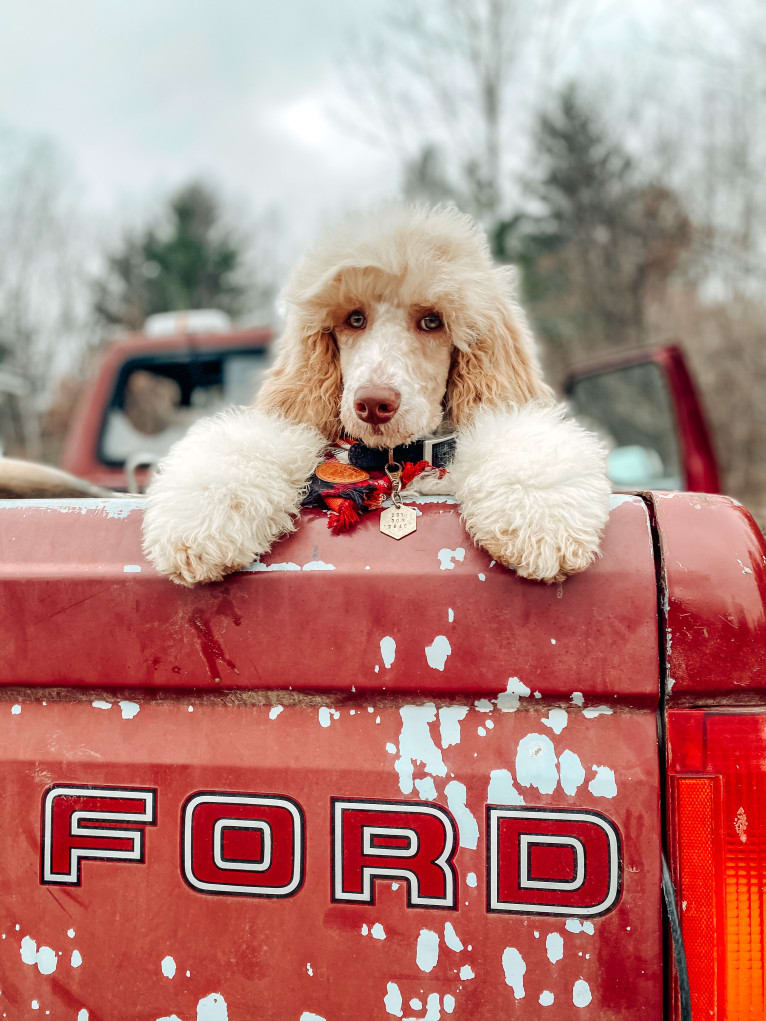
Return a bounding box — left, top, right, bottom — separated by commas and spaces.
668, 710, 766, 1020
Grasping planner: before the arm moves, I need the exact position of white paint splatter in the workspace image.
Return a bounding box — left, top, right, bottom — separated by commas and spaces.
119, 700, 140, 720
67, 929, 75, 939
386, 742, 396, 754
565, 919, 595, 935
588, 765, 617, 798
466, 871, 477, 888
425, 635, 451, 670
443, 994, 455, 1013
300, 1013, 326, 1021
384, 982, 403, 1017
161, 955, 176, 978
91, 700, 111, 710
11, 704, 21, 715
269, 706, 283, 720
474, 698, 493, 712
444, 922, 463, 952
497, 677, 531, 712
302, 561, 335, 571
245, 560, 301, 572
438, 547, 465, 570
546, 932, 563, 964
380, 636, 397, 669
486, 719, 494, 729
448, 608, 454, 623
361, 923, 369, 935
71, 949, 82, 968
422, 993, 440, 1021
318, 706, 332, 728
559, 750, 586, 796
197, 993, 228, 1021
415, 777, 437, 801
541, 708, 568, 734
372, 923, 386, 940
395, 704, 446, 795
410, 999, 423, 1011
438, 706, 468, 748
31, 1002, 39, 1011
416, 928, 439, 972
571, 691, 584, 707
307, 962, 313, 975
539, 990, 554, 1006
477, 572, 486, 582
123, 564, 142, 573
20, 935, 37, 964
445, 780, 479, 849
501, 947, 526, 998
20, 937, 57, 974
78, 1010, 89, 1021
460, 964, 475, 980
516, 734, 558, 795
573, 979, 592, 1007
488, 769, 524, 805
582, 705, 613, 718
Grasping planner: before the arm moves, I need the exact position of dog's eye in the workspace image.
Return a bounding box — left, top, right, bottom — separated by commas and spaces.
418, 312, 443, 332
345, 310, 367, 330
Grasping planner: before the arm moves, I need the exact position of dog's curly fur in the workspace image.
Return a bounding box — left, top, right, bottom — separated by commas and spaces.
142, 205, 610, 586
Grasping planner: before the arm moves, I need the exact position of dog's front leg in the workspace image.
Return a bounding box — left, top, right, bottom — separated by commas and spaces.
449, 404, 611, 583
142, 408, 326, 585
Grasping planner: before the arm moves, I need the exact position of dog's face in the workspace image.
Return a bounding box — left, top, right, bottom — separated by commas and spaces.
257, 206, 552, 444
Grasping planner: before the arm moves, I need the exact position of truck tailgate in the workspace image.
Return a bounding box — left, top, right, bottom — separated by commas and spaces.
0, 495, 661, 1020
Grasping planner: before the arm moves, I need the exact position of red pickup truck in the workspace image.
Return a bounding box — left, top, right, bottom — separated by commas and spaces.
1, 337, 760, 1020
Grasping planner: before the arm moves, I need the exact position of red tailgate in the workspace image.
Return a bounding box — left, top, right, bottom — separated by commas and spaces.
0, 495, 661, 1020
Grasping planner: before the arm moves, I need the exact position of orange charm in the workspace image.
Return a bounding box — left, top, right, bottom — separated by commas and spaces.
315, 461, 370, 484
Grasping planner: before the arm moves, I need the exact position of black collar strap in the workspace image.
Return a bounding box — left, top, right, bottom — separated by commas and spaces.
348, 434, 457, 472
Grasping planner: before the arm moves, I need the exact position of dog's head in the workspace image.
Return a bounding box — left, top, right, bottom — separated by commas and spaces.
257, 205, 552, 447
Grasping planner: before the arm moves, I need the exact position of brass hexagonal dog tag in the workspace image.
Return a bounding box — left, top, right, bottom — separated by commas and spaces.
380, 504, 417, 539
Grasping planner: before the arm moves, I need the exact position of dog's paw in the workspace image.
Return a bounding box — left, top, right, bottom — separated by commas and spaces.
142, 514, 258, 586
481, 526, 600, 583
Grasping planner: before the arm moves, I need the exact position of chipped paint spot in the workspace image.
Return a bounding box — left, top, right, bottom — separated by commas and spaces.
119, 700, 139, 720
307, 962, 313, 975
410, 999, 422, 1011
318, 706, 333, 728
384, 982, 403, 1017
21, 937, 57, 974
582, 705, 613, 718
438, 706, 468, 748
486, 719, 494, 729
497, 677, 531, 712
437, 547, 465, 570
91, 700, 111, 710
123, 564, 142, 573
541, 708, 568, 734
477, 726, 486, 737
474, 699, 493, 713
559, 750, 586, 796
78, 1011, 89, 1021
395, 704, 446, 795
539, 990, 554, 1006
244, 560, 301, 572
466, 871, 477, 888
269, 706, 283, 720
460, 963, 475, 980
380, 636, 397, 669
11, 704, 21, 715
573, 979, 592, 1007
416, 928, 439, 972
448, 608, 454, 623
425, 635, 451, 670
445, 780, 479, 849
444, 922, 463, 952
477, 572, 486, 581
161, 954, 176, 978
415, 777, 437, 801
502, 947, 526, 998
302, 561, 335, 571
546, 932, 564, 964
71, 949, 82, 968
300, 1014, 326, 1021
385, 742, 396, 754
588, 765, 617, 798
443, 994, 455, 1013
571, 691, 584, 707
371, 922, 386, 940
197, 993, 228, 1021
67, 929, 75, 939
488, 769, 524, 805
31, 1002, 39, 1011
565, 919, 595, 935
516, 734, 558, 795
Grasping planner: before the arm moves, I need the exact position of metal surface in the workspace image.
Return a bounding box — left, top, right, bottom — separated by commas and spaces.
0, 495, 663, 1018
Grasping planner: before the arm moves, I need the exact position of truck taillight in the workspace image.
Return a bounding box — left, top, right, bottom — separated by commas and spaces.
668, 710, 766, 1020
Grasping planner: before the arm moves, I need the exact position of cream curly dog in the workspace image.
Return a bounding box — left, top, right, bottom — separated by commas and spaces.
142, 205, 610, 586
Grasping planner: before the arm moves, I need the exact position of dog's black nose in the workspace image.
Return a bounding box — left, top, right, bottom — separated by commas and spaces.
354, 385, 401, 425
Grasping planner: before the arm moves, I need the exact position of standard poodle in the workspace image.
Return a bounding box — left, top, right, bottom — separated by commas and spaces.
142, 205, 610, 586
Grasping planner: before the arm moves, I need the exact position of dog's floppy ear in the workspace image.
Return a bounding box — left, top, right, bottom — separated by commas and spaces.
445, 274, 553, 428
256, 315, 342, 440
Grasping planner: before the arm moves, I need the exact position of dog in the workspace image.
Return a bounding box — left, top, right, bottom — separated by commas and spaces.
142, 205, 610, 586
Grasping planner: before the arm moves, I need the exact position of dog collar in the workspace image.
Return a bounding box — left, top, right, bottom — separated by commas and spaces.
347, 433, 457, 472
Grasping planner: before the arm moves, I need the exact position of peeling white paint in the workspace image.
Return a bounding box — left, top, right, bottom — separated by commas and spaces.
318, 706, 334, 728
437, 547, 465, 570
460, 963, 475, 980
415, 777, 437, 801
197, 993, 228, 1021
11, 704, 21, 715
77, 1009, 88, 1020
565, 919, 595, 935
539, 991, 554, 1006
477, 572, 486, 581
570, 691, 584, 707
67, 929, 75, 939
445, 781, 479, 849
123, 565, 142, 573
386, 742, 397, 754
425, 635, 451, 671
497, 677, 531, 712
119, 700, 140, 720
438, 706, 468, 749
502, 947, 526, 998
410, 999, 422, 1011
384, 982, 403, 1017
466, 872, 477, 888
380, 636, 397, 669
269, 706, 283, 720
300, 1013, 326, 1021
474, 699, 493, 713
372, 923, 386, 940
582, 705, 613, 718
485, 719, 494, 729
559, 750, 586, 796
161, 955, 176, 978
443, 994, 455, 1014
245, 560, 301, 572
20, 937, 57, 974
395, 705, 446, 795
573, 979, 592, 1007
20, 936, 36, 965
589, 765, 617, 798
488, 769, 524, 805
516, 734, 558, 795
307, 962, 313, 976
91, 700, 111, 710
302, 561, 335, 571
71, 949, 82, 968
416, 929, 439, 972
477, 726, 486, 737
448, 608, 454, 623
546, 932, 564, 964
444, 922, 463, 952
541, 708, 568, 734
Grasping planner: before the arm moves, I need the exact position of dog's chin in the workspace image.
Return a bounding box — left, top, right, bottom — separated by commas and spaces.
341, 416, 432, 450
